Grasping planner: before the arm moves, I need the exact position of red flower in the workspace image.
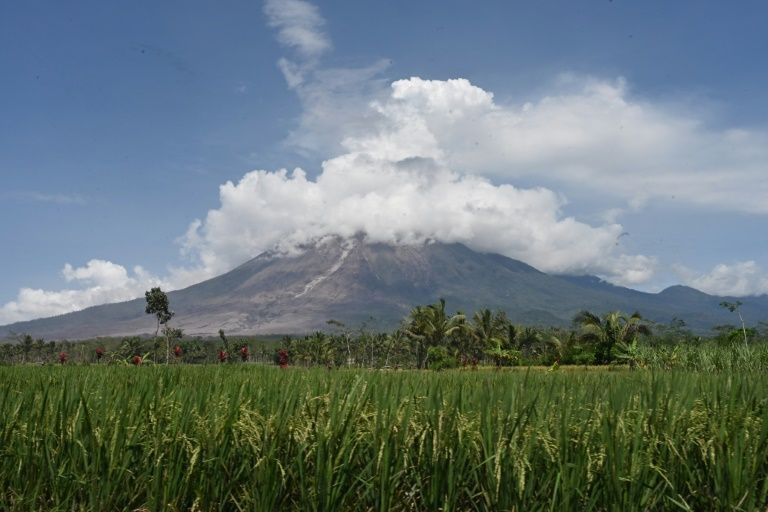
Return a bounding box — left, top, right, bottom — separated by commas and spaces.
95, 347, 105, 360
132, 355, 142, 366
173, 345, 183, 358
239, 346, 249, 362
58, 352, 68, 364
218, 350, 228, 363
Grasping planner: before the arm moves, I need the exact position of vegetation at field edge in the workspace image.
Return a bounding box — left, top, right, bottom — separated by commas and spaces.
4, 296, 768, 371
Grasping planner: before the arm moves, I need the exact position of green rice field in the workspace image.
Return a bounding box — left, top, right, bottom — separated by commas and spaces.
2, 365, 767, 510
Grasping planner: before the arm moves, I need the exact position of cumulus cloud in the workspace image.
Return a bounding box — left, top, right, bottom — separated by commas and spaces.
296, 75, 768, 214
0, 260, 172, 325
180, 134, 657, 287
680, 261, 768, 297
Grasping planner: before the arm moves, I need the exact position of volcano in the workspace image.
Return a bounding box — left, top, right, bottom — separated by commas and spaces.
3, 238, 767, 339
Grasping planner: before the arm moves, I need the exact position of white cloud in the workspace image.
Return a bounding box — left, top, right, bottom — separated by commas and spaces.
282, 59, 392, 155
0, 260, 172, 325
62, 260, 132, 287
264, 0, 331, 58
180, 145, 656, 288
680, 261, 768, 297
265, 0, 392, 156
262, 0, 768, 214
349, 76, 768, 214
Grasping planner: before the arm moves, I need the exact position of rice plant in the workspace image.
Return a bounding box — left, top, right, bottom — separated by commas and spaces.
1, 366, 767, 510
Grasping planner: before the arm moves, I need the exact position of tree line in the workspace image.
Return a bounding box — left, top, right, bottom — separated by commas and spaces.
2, 286, 767, 368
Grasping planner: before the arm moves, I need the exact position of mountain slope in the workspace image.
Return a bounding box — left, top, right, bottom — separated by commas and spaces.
3, 239, 767, 339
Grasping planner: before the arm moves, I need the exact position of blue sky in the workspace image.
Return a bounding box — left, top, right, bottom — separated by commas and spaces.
1, 0, 767, 323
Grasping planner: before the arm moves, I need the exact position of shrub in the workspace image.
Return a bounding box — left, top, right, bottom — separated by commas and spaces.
426, 346, 458, 371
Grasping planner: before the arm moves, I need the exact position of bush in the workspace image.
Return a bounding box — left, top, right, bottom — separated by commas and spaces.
569, 350, 595, 366
426, 346, 458, 371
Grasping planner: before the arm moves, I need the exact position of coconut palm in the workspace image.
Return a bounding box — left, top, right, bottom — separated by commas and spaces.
467, 309, 505, 364
546, 330, 577, 363
516, 326, 543, 358
382, 329, 409, 368
574, 310, 651, 364
405, 299, 466, 369
118, 336, 144, 361
307, 331, 334, 367
469, 309, 504, 349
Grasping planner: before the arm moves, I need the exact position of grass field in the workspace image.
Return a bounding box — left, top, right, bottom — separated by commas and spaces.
2, 365, 768, 511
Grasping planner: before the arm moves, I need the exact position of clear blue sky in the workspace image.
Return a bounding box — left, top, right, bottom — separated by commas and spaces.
1, 0, 767, 322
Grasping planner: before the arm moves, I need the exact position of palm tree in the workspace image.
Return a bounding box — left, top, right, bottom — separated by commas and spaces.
574, 310, 651, 365
382, 329, 409, 368
119, 336, 144, 361
516, 326, 543, 359
307, 331, 334, 367
466, 309, 504, 364
546, 330, 577, 363
469, 309, 502, 348
405, 299, 465, 369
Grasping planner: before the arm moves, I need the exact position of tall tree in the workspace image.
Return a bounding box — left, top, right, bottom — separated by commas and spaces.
145, 287, 174, 363
326, 319, 352, 366
720, 301, 748, 346
32, 337, 45, 363
163, 326, 184, 363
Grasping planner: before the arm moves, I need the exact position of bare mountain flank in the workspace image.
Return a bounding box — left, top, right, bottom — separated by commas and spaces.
3, 238, 767, 339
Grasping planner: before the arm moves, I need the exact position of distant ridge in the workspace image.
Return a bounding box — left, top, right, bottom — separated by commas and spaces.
3, 238, 767, 339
